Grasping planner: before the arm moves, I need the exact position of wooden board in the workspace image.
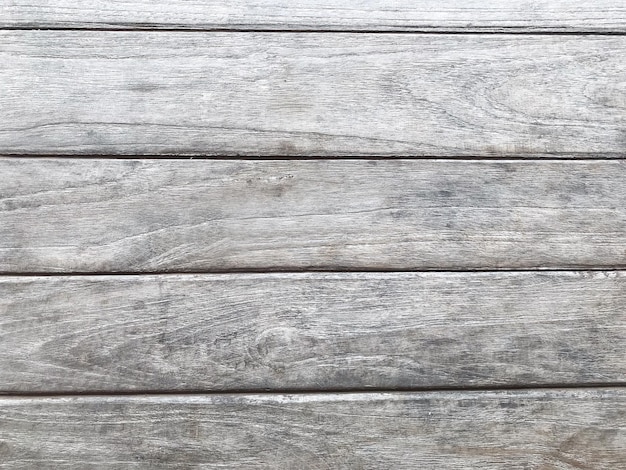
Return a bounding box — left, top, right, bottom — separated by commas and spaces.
1, 33, 625, 157
1, 389, 625, 468
1, 271, 625, 392
2, 159, 626, 273
4, 0, 626, 32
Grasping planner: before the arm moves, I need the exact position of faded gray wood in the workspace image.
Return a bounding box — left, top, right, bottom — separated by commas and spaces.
3, 0, 626, 32
2, 159, 626, 272
1, 271, 625, 392
0, 389, 625, 468
1, 32, 625, 157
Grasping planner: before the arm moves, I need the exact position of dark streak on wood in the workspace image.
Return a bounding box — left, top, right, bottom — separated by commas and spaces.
3, 0, 626, 32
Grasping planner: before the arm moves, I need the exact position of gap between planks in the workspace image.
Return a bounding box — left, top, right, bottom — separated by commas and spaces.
0, 151, 624, 162
3, 27, 626, 35
3, 384, 626, 399
4, 267, 626, 277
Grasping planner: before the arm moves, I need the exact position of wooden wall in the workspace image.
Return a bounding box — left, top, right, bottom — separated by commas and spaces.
1, 1, 625, 467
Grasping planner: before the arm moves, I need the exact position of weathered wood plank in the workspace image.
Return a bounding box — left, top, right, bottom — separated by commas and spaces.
0, 390, 624, 468
2, 159, 625, 272
1, 272, 624, 392
1, 32, 625, 157
4, 1, 626, 32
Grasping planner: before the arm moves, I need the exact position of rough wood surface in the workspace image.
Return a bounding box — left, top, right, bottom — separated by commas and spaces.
2, 159, 626, 273
4, 0, 626, 32
1, 271, 625, 393
1, 389, 625, 468
1, 32, 625, 157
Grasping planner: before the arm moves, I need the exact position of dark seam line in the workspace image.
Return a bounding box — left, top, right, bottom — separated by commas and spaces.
2, 383, 625, 398
1, 267, 626, 278
1, 155, 625, 161
2, 26, 626, 35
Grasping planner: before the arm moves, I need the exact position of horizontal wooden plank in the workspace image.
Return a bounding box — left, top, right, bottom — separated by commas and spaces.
4, 1, 626, 32
1, 33, 625, 157
1, 271, 624, 392
2, 159, 626, 272
1, 389, 625, 468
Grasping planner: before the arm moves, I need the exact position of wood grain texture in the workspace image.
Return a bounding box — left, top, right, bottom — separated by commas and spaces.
0, 390, 625, 468
2, 159, 626, 273
1, 271, 625, 392
1, 32, 625, 157
4, 0, 626, 32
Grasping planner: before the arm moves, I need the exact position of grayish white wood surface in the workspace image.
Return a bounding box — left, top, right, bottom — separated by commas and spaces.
1, 389, 625, 468
2, 4, 625, 466
1, 272, 624, 392
4, 0, 626, 32
2, 159, 625, 273
2, 32, 625, 156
